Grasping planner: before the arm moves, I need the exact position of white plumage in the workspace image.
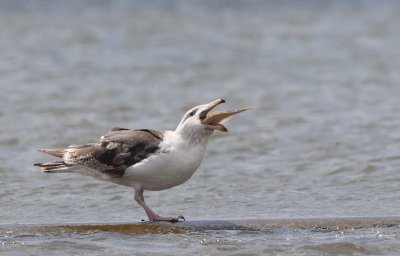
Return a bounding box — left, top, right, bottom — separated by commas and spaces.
35, 99, 251, 222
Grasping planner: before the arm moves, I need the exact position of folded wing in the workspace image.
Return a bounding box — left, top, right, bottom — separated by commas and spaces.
37, 129, 164, 178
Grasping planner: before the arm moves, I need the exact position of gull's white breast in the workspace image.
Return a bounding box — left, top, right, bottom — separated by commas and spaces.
111, 131, 208, 191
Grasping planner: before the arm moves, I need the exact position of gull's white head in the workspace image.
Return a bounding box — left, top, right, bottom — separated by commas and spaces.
175, 99, 252, 142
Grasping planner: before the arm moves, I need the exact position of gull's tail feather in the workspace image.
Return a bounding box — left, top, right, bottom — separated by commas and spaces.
34, 161, 74, 173
38, 148, 64, 158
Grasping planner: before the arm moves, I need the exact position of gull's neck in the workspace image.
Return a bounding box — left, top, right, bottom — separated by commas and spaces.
174, 127, 212, 146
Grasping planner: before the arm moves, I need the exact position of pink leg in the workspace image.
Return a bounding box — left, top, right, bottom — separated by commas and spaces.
134, 188, 184, 223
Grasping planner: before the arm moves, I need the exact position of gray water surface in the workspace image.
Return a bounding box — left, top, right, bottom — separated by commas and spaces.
1, 0, 400, 255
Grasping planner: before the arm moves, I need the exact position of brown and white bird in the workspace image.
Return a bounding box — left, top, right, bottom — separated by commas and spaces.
35, 99, 251, 222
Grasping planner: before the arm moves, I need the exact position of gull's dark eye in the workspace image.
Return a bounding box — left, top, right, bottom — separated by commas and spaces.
189, 110, 196, 117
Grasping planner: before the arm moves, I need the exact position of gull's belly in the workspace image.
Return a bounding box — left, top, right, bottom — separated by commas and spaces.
112, 145, 206, 191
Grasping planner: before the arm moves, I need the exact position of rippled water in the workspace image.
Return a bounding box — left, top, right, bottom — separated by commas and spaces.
1, 227, 400, 255
1, 0, 400, 255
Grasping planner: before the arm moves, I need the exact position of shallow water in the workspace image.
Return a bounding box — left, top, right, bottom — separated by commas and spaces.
2, 226, 400, 256
1, 0, 400, 255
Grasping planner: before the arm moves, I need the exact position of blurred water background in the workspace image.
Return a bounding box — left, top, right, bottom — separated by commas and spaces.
1, 0, 400, 255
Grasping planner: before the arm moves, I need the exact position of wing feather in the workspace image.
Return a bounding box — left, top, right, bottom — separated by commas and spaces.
63, 129, 164, 177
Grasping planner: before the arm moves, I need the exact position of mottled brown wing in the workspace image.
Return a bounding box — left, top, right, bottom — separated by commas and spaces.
65, 129, 164, 178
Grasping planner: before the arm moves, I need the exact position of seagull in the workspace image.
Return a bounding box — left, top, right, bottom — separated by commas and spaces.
34, 99, 251, 222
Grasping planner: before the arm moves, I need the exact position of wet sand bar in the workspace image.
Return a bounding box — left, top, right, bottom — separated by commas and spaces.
1, 216, 399, 235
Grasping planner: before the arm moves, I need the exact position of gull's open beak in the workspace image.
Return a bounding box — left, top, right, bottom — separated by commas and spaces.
200, 99, 253, 132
